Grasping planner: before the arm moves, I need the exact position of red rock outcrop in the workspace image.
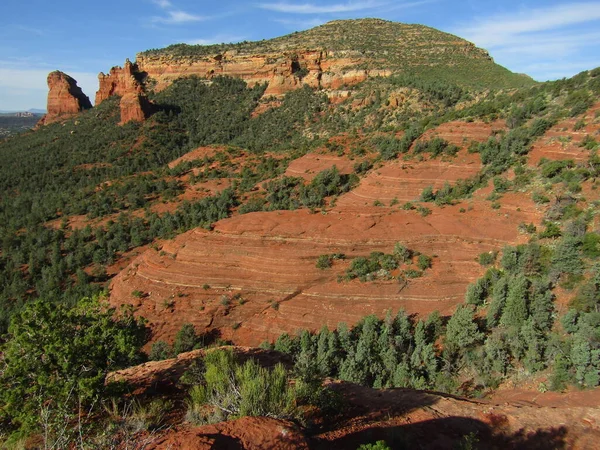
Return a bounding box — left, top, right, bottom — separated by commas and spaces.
96, 59, 142, 104
96, 59, 152, 124
37, 71, 92, 126
135, 50, 390, 98
119, 92, 153, 125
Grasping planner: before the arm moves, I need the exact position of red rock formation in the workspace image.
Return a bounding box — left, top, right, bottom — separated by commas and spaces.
119, 92, 153, 125
37, 71, 92, 126
95, 59, 142, 104
135, 50, 390, 98
96, 59, 152, 124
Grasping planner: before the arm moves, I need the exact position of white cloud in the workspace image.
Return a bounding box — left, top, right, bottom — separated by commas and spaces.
152, 10, 206, 24
452, 2, 600, 80
11, 25, 45, 36
257, 1, 387, 14
152, 0, 173, 8
185, 34, 247, 45
459, 2, 600, 48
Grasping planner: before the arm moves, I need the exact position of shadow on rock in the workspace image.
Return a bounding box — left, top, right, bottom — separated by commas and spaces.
314, 416, 568, 450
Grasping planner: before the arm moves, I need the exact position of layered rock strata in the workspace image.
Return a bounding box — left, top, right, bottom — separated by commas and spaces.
37, 71, 92, 126
96, 59, 152, 124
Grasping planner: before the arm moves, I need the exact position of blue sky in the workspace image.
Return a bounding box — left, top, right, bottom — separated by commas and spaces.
1, 0, 600, 111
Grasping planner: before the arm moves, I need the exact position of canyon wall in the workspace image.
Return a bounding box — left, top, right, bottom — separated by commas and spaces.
135, 50, 390, 97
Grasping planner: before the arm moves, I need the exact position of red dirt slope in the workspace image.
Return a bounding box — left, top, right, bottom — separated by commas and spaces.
147, 417, 309, 450
110, 191, 541, 346
108, 348, 600, 450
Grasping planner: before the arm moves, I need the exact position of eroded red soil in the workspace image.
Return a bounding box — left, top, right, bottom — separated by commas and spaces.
105, 116, 594, 349
108, 348, 600, 450
110, 187, 541, 346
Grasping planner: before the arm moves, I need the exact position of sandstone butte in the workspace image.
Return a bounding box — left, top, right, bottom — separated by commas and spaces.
37, 71, 92, 126
38, 50, 384, 127
38, 20, 519, 127
95, 58, 153, 124
87, 49, 391, 124
134, 49, 391, 97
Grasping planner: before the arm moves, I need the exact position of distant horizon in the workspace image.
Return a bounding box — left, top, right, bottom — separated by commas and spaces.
0, 108, 46, 114
2, 1, 600, 110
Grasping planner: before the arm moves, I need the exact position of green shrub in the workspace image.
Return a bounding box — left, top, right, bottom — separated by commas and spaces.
353, 160, 373, 174
420, 186, 435, 202
0, 295, 146, 432
239, 197, 266, 214
149, 340, 173, 361
358, 441, 392, 450
540, 222, 562, 239
492, 177, 511, 193
316, 254, 333, 269
532, 191, 550, 204
417, 254, 432, 270
173, 323, 202, 354
404, 269, 422, 278
574, 119, 586, 131
580, 135, 598, 150
582, 233, 600, 258
417, 206, 432, 216
413, 137, 459, 157
518, 222, 537, 234
478, 251, 497, 266
393, 243, 412, 263
185, 349, 299, 423
541, 159, 574, 179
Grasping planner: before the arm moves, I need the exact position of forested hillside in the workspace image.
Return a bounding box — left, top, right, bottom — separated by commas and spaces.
1, 19, 600, 448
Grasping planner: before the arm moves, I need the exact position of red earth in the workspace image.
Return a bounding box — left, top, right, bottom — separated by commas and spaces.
109, 120, 550, 347
108, 347, 600, 449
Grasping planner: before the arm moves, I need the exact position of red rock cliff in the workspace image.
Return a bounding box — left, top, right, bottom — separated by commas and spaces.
96, 59, 143, 104
38, 71, 92, 126
135, 50, 390, 98
96, 59, 153, 124
92, 50, 389, 121
119, 92, 153, 125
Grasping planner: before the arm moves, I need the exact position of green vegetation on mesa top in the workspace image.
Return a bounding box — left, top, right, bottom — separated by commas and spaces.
139, 19, 534, 90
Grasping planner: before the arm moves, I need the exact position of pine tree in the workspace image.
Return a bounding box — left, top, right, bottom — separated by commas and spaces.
486, 276, 508, 328
551, 236, 584, 276
500, 275, 529, 329
425, 310, 443, 342
465, 279, 487, 305
274, 332, 296, 354
393, 309, 414, 354
529, 280, 554, 331
481, 331, 510, 377
520, 318, 546, 373
445, 305, 482, 355
316, 326, 332, 377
